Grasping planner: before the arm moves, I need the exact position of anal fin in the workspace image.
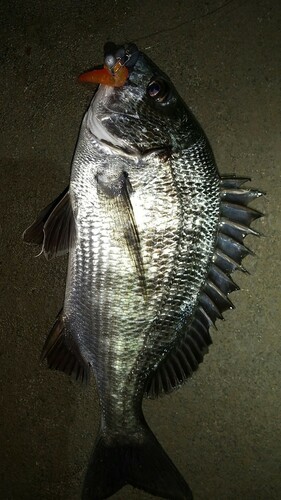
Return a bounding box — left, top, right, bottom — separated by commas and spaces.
41, 310, 90, 384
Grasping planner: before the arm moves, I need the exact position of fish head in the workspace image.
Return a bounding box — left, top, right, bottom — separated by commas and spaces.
81, 42, 198, 153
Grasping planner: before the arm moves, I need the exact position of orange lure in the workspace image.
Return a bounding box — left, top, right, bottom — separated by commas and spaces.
78, 59, 129, 87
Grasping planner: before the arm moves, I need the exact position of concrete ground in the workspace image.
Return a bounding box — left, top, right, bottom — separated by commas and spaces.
1, 0, 280, 499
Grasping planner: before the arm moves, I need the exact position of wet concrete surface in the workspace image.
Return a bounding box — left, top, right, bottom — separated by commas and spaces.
1, 0, 280, 499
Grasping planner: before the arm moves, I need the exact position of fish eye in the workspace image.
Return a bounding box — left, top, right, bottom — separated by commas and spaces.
147, 78, 170, 102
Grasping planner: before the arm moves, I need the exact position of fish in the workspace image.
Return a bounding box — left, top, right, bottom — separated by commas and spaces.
23, 42, 263, 500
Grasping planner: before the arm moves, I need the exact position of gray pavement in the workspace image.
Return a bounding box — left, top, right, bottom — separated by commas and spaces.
1, 1, 280, 499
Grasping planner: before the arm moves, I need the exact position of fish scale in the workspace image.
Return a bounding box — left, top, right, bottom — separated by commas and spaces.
23, 43, 263, 500
69, 142, 182, 390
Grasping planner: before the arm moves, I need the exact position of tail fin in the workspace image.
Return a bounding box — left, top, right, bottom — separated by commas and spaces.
82, 425, 193, 500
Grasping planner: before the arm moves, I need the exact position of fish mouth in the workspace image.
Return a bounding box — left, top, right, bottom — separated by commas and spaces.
79, 42, 143, 155
79, 42, 140, 87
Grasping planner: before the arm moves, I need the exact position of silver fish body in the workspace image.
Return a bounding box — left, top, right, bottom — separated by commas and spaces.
23, 44, 262, 500
68, 101, 220, 422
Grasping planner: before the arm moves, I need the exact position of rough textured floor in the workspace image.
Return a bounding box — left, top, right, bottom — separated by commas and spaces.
1, 1, 280, 499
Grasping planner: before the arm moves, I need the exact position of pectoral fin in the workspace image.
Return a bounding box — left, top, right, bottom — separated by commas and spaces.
97, 172, 146, 294
118, 174, 146, 292
23, 187, 76, 259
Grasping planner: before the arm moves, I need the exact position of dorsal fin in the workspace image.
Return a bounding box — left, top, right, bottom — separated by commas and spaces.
145, 177, 263, 398
23, 186, 76, 259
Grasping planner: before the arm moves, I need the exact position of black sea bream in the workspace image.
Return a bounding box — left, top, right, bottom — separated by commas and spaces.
23, 43, 263, 499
